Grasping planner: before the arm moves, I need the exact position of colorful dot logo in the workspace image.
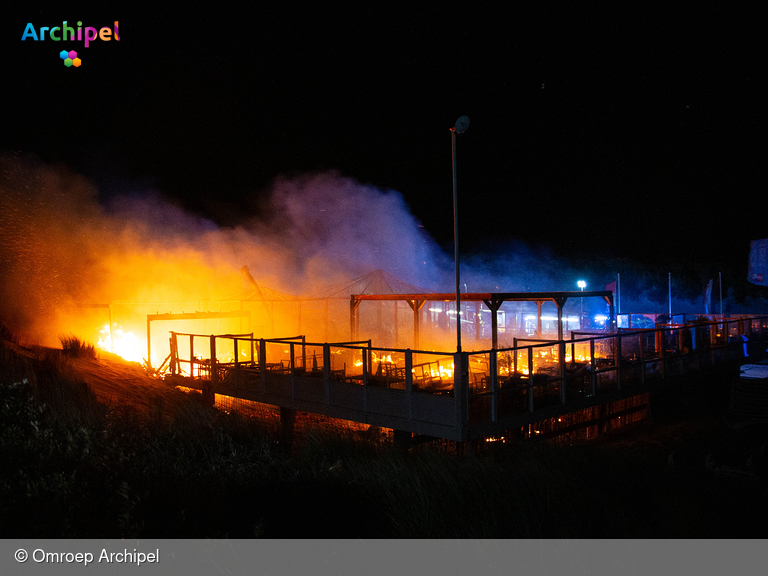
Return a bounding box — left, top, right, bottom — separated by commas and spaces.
60, 49, 81, 67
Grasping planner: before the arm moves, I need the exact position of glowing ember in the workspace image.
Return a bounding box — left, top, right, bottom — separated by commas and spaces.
564, 353, 592, 362
355, 353, 396, 368
436, 363, 454, 380
414, 361, 454, 380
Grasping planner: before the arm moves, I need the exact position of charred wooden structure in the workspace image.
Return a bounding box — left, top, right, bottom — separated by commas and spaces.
163, 313, 768, 443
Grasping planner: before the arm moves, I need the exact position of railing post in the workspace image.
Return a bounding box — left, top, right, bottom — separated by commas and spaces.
559, 340, 567, 404
570, 333, 576, 368
362, 347, 368, 414
660, 327, 666, 380
250, 333, 255, 365
693, 325, 700, 370
169, 332, 176, 375
259, 339, 267, 393
210, 335, 217, 383
234, 337, 239, 369
302, 336, 306, 371
616, 333, 622, 391
405, 349, 413, 422
190, 335, 195, 378
367, 340, 373, 375
590, 339, 596, 397
638, 332, 646, 387
201, 335, 216, 407
528, 346, 534, 413
323, 344, 331, 405
290, 342, 296, 399
490, 349, 497, 422
513, 338, 518, 373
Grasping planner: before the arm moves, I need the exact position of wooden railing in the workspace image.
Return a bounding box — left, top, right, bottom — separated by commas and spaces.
165, 314, 768, 441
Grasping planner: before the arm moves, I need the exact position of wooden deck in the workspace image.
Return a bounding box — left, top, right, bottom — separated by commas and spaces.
163, 315, 768, 441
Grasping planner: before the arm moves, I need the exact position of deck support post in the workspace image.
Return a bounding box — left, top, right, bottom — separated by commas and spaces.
201, 335, 216, 407
406, 299, 426, 349
490, 349, 497, 422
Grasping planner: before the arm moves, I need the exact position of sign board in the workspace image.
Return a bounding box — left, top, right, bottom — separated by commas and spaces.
748, 239, 768, 285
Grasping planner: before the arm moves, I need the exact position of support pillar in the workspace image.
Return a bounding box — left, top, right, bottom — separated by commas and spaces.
475, 301, 482, 342
146, 316, 152, 371
536, 301, 543, 337
394, 301, 399, 347
324, 299, 329, 342
603, 295, 615, 333
350, 297, 361, 341
483, 298, 504, 350
406, 300, 426, 349
554, 296, 568, 343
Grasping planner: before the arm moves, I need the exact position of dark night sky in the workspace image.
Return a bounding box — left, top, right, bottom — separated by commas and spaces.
2, 5, 765, 282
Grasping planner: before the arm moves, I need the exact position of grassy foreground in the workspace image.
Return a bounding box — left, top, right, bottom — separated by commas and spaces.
2, 334, 768, 538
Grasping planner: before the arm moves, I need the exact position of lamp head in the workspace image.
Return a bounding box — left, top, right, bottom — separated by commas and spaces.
454, 116, 470, 134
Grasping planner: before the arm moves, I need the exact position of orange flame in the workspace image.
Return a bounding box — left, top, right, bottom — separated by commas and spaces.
97, 323, 147, 364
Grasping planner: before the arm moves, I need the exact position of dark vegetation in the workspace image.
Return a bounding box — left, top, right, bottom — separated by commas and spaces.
2, 328, 768, 538
59, 334, 97, 361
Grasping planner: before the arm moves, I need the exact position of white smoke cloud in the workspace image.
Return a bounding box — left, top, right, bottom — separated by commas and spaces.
0, 155, 452, 343
3, 152, 749, 348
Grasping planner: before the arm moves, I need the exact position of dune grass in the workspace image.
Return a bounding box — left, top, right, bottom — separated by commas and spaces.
2, 329, 767, 538
59, 334, 97, 360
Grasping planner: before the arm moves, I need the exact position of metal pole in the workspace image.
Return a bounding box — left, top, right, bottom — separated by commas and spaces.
451, 127, 462, 353
668, 272, 672, 318
719, 271, 723, 316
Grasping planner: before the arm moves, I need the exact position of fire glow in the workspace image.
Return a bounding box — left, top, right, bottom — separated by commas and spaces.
1, 154, 619, 379
97, 324, 146, 364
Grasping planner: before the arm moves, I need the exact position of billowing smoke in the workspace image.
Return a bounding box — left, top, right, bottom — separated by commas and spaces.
0, 154, 451, 345
1, 152, 759, 351
241, 171, 452, 294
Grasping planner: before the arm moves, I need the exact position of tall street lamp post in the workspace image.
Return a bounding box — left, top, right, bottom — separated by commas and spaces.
451, 116, 469, 352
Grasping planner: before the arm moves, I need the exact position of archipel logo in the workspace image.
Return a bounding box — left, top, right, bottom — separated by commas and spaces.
21, 21, 120, 67
60, 50, 81, 67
